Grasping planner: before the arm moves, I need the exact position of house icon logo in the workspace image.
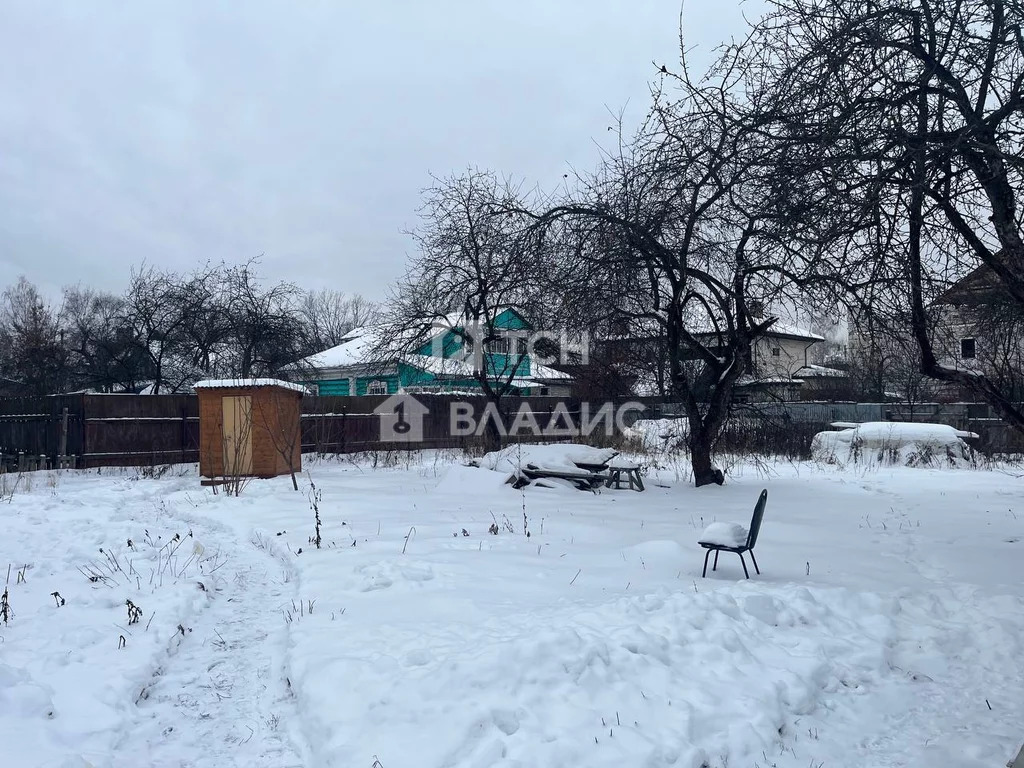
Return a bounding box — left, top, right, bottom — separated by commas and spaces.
374, 393, 429, 443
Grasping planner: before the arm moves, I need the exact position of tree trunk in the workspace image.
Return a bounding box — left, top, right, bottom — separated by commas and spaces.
483, 401, 504, 452
688, 427, 725, 487
677, 342, 742, 487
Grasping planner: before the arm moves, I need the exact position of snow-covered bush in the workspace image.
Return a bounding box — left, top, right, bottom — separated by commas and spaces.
622, 418, 688, 455
811, 422, 978, 468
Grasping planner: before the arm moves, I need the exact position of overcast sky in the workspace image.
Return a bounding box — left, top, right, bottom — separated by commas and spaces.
1, 1, 761, 304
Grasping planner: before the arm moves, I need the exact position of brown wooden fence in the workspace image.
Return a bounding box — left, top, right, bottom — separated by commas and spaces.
4, 393, 1020, 471
299, 394, 609, 454
0, 394, 200, 469
0, 394, 598, 469
1, 394, 87, 469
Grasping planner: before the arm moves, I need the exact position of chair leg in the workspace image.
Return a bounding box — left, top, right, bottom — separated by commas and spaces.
702, 549, 712, 578
749, 550, 760, 575
713, 550, 719, 571
738, 553, 750, 579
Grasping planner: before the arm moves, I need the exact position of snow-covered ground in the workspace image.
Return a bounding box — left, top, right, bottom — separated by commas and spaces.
2, 450, 1022, 768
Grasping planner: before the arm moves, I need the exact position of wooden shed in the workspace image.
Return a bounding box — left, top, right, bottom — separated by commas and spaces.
194, 379, 306, 479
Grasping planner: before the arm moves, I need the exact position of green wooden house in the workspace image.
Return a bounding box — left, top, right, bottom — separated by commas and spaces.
297, 308, 572, 397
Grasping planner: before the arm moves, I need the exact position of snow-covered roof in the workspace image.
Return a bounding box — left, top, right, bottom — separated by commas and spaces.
298, 316, 479, 372
602, 317, 825, 343
300, 327, 379, 369
297, 309, 563, 382
523, 362, 572, 381
193, 378, 309, 394
402, 354, 477, 378
402, 354, 570, 387
794, 365, 848, 378
766, 324, 825, 342
735, 375, 804, 386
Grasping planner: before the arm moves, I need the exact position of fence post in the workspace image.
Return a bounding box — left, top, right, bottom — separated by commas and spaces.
80, 394, 89, 469
59, 407, 69, 461
181, 405, 188, 464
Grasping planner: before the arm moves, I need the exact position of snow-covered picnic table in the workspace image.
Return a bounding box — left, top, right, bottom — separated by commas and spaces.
605, 461, 645, 491
470, 444, 634, 490
521, 462, 608, 491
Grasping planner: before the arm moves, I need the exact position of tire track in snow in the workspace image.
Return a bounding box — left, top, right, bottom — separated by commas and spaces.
110, 502, 307, 768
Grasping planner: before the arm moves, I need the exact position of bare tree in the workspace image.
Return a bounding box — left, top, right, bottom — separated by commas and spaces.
221, 263, 310, 379
848, 310, 937, 410
61, 286, 148, 392
119, 266, 205, 393
376, 171, 550, 449
744, 0, 1024, 432
520, 58, 833, 485
299, 289, 377, 351
175, 265, 233, 381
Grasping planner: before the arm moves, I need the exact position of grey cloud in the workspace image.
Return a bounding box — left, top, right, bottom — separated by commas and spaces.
0, 0, 757, 301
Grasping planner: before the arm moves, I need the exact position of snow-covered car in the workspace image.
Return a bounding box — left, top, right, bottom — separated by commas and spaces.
811, 421, 978, 467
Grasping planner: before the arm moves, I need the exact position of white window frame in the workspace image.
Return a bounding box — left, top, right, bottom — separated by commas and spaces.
366, 379, 389, 395
488, 336, 511, 355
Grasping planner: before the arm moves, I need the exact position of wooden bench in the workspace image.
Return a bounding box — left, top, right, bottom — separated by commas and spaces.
605, 463, 644, 491
522, 463, 607, 491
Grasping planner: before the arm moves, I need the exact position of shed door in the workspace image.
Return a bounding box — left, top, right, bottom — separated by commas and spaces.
222, 396, 253, 476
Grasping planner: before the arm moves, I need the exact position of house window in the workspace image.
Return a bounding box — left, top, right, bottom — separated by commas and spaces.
488, 337, 510, 355
960, 338, 976, 359
366, 380, 389, 395
771, 347, 781, 357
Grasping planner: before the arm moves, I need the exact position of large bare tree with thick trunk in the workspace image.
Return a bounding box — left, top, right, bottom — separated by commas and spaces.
520, 62, 831, 486
743, 0, 1024, 432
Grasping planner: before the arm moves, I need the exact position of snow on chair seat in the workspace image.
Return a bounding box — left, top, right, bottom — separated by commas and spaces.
698, 522, 748, 548
697, 488, 767, 579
